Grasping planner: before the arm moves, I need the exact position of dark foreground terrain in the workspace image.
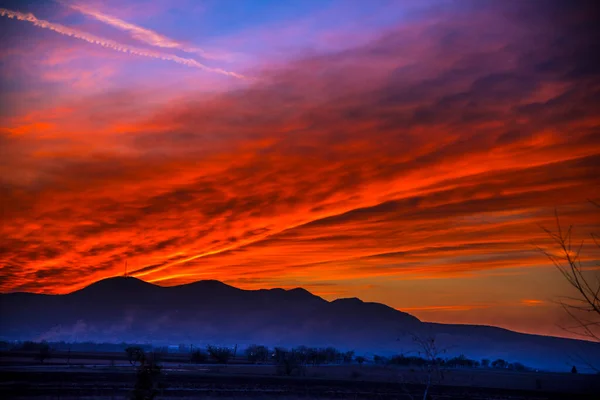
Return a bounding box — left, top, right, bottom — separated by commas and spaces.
1, 357, 599, 400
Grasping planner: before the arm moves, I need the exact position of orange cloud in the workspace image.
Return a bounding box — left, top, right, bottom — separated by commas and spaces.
521, 299, 545, 306
400, 304, 493, 312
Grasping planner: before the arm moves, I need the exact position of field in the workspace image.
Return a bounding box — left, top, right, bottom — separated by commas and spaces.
1, 351, 599, 399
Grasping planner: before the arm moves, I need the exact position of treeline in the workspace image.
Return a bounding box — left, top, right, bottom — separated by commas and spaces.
1, 340, 153, 353
382, 354, 528, 371
2, 340, 530, 372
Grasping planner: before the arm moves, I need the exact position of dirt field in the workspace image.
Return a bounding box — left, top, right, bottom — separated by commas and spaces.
1, 351, 599, 399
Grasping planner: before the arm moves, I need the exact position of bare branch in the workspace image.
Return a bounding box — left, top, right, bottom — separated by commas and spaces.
538, 204, 600, 350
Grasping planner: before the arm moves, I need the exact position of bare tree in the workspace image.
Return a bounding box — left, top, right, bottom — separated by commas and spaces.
412, 334, 447, 400
536, 201, 600, 342
125, 346, 146, 367
397, 333, 449, 400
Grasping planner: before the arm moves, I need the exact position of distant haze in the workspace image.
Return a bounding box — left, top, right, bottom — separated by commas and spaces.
2, 277, 599, 373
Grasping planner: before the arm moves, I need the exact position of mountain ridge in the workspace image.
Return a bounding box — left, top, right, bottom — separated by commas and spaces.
1, 276, 599, 372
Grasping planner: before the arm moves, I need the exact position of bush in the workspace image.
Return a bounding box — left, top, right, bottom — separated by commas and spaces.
245, 345, 270, 363
190, 349, 208, 364
274, 349, 306, 376
512, 362, 527, 371
446, 354, 476, 368
35, 342, 52, 364
343, 351, 355, 364
207, 345, 232, 364
131, 356, 161, 400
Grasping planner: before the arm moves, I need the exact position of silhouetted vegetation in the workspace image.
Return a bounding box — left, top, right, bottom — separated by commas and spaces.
2, 340, 535, 374
207, 345, 233, 364
35, 342, 52, 364
190, 349, 208, 364
538, 203, 600, 344
126, 346, 146, 366
445, 354, 479, 368
273, 347, 306, 376
539, 202, 600, 371
131, 352, 162, 400
510, 362, 526, 371
245, 344, 270, 363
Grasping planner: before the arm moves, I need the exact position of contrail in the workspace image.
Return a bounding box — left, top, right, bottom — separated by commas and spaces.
0, 8, 246, 79
64, 2, 226, 60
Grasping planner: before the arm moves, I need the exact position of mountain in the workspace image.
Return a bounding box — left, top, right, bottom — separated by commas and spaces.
1, 277, 599, 372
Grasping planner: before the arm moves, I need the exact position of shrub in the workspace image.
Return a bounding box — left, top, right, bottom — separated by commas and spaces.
131, 356, 161, 400
275, 349, 306, 376
245, 345, 270, 363
36, 342, 52, 364
207, 345, 232, 364
446, 354, 476, 368
512, 362, 527, 371
343, 350, 355, 364
190, 349, 208, 364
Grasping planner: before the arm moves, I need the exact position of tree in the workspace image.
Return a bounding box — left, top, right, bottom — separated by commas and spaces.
491, 359, 507, 369
36, 342, 52, 364
537, 203, 600, 342
126, 346, 145, 367
409, 334, 448, 400
131, 352, 162, 400
273, 348, 305, 376
572, 365, 578, 374
343, 350, 355, 364
481, 358, 490, 368
355, 356, 366, 366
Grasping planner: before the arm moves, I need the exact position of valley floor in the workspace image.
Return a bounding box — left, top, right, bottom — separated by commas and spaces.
1, 358, 599, 400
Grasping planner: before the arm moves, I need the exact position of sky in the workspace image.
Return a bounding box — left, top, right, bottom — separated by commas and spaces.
1, 0, 599, 339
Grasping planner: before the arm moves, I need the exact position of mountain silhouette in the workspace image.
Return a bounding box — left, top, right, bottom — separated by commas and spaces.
1, 277, 599, 372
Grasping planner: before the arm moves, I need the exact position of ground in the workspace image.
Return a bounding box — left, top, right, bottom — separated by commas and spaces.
1, 351, 598, 399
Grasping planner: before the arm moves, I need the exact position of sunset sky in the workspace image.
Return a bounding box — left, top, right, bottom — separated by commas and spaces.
1, 0, 599, 339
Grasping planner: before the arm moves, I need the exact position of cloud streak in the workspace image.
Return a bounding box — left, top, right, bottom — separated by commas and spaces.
0, 8, 245, 79
64, 2, 225, 60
